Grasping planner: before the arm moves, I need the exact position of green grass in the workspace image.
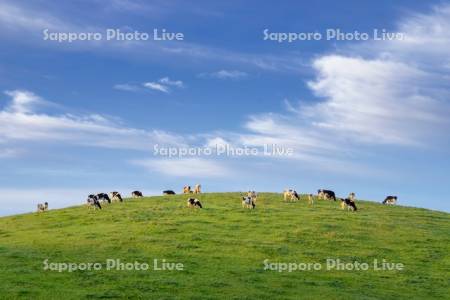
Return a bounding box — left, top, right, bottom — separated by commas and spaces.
0, 193, 449, 299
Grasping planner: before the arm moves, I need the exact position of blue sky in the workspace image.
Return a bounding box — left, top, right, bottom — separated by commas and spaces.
1, 0, 449, 215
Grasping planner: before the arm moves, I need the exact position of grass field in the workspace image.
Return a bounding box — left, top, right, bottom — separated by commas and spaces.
0, 193, 449, 299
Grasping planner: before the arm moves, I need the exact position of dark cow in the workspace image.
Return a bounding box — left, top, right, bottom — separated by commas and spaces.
187, 198, 202, 208
87, 195, 102, 210
318, 189, 336, 201
97, 193, 111, 203
132, 191, 143, 198
110, 191, 123, 202
163, 190, 176, 195
383, 196, 397, 205
340, 198, 357, 211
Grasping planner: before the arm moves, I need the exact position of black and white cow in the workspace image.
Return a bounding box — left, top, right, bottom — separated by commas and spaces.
242, 196, 256, 209
383, 196, 397, 205
132, 191, 143, 198
87, 195, 102, 210
187, 198, 202, 208
109, 191, 123, 202
97, 193, 111, 204
318, 189, 336, 201
284, 189, 300, 202
37, 202, 48, 212
163, 190, 176, 195
340, 197, 357, 211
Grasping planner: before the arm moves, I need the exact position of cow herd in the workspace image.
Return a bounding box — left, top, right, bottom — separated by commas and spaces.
36, 186, 398, 213
284, 189, 358, 211
279, 189, 396, 212
86, 191, 128, 210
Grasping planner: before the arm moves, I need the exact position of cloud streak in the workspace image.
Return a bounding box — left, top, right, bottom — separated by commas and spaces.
199, 70, 248, 80
0, 1, 308, 73
142, 77, 184, 93
132, 158, 232, 178
0, 90, 186, 151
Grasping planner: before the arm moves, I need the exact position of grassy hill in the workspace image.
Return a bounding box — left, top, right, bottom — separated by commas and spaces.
0, 193, 449, 299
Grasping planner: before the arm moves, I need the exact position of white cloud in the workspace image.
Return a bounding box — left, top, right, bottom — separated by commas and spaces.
2, 3, 450, 182
181, 5, 450, 174
159, 77, 184, 88
143, 82, 169, 93
142, 77, 184, 93
132, 158, 231, 178
113, 83, 140, 92
0, 2, 69, 32
199, 70, 248, 80
204, 137, 231, 149
0, 1, 307, 73
5, 90, 44, 114
304, 55, 448, 146
231, 5, 450, 158
0, 90, 186, 150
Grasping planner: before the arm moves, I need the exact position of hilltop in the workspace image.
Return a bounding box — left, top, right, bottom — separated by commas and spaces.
0, 193, 449, 299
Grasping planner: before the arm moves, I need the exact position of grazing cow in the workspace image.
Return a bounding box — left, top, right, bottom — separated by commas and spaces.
187, 198, 202, 208
308, 194, 314, 205
247, 190, 258, 203
86, 195, 102, 210
194, 184, 201, 194
131, 191, 143, 198
283, 189, 299, 202
163, 190, 176, 195
242, 196, 256, 209
317, 189, 336, 201
383, 196, 397, 205
37, 202, 48, 212
183, 186, 192, 194
109, 191, 123, 202
340, 197, 357, 211
97, 193, 111, 204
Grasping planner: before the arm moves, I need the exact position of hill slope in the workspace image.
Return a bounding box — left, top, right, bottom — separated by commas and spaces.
0, 193, 449, 299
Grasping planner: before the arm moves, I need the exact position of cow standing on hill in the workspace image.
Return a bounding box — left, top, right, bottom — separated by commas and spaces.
318, 189, 336, 201
183, 186, 192, 194
340, 193, 357, 211
187, 198, 202, 208
383, 196, 397, 205
242, 196, 256, 209
86, 195, 102, 210
247, 191, 258, 203
132, 191, 143, 198
194, 184, 201, 194
37, 202, 48, 212
110, 191, 123, 202
97, 193, 111, 204
284, 189, 299, 202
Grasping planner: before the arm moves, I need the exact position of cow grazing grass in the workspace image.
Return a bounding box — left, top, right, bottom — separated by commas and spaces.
0, 193, 448, 299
